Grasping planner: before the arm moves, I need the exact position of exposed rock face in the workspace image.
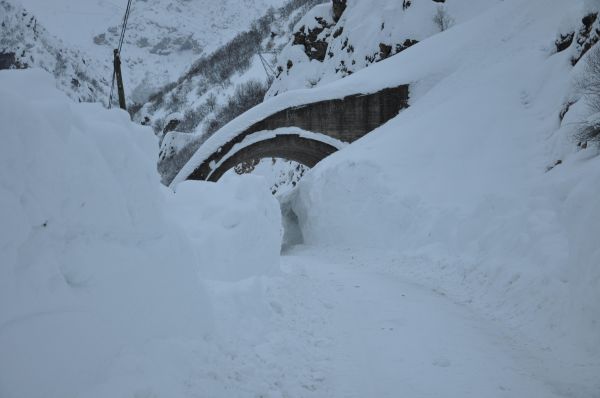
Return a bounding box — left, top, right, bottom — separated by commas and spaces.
163, 119, 181, 135
162, 112, 183, 136
396, 39, 419, 53
268, 1, 430, 96
292, 16, 334, 62
379, 43, 393, 60
332, 0, 347, 23
573, 13, 600, 65
0, 52, 26, 69
555, 33, 574, 53
560, 13, 600, 65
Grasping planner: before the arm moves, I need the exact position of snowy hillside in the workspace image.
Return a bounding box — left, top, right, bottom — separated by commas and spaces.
285, 0, 600, 394
2, 0, 600, 397
268, 0, 501, 95
14, 0, 288, 103
0, 1, 110, 103
140, 0, 325, 185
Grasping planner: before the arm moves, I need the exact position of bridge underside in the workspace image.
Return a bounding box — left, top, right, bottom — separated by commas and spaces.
207, 135, 338, 182
185, 84, 409, 181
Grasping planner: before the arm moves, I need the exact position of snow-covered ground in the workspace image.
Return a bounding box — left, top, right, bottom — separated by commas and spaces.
0, 69, 281, 398
175, 0, 600, 394
2, 0, 600, 397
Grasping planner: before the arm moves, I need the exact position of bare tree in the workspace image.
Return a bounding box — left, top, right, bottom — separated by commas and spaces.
433, 5, 454, 32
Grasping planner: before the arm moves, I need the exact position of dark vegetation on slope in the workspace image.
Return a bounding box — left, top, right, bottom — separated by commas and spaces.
0, 1, 108, 103
555, 12, 600, 146
141, 0, 326, 128
577, 44, 600, 144
157, 79, 269, 183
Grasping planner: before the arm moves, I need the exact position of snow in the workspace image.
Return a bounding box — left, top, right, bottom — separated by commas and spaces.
2, 0, 600, 396
14, 0, 288, 98
0, 1, 111, 103
175, 0, 599, 394
0, 69, 281, 397
168, 176, 282, 282
281, 0, 600, 394
209, 127, 346, 174
267, 0, 501, 96
279, 249, 573, 397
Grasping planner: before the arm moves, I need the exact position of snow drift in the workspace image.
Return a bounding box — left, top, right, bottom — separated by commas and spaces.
0, 69, 282, 398
275, 0, 600, 393
0, 69, 208, 398
169, 176, 282, 282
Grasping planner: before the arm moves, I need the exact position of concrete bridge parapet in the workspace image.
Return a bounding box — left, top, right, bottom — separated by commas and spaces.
185, 84, 409, 181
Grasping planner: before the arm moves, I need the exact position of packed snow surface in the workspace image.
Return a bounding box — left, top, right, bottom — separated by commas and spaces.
2, 0, 600, 396
180, 0, 599, 394
169, 176, 282, 282
282, 0, 600, 394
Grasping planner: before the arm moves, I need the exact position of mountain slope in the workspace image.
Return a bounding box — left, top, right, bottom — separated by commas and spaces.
268, 0, 500, 96
14, 0, 288, 103
0, 0, 110, 102
139, 0, 326, 185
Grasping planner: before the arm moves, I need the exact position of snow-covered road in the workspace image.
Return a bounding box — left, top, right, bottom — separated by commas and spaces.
278, 247, 564, 398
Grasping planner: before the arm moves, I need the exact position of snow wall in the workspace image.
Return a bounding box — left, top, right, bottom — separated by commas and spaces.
285, 0, 600, 376
0, 69, 282, 398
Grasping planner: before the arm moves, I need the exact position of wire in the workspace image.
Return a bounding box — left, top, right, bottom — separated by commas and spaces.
117, 0, 133, 53
258, 52, 277, 80
108, 0, 133, 108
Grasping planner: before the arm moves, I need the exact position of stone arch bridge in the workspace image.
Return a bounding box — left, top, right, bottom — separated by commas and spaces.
184, 84, 409, 182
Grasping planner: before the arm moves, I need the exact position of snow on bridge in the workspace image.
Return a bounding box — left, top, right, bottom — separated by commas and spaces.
173, 84, 409, 183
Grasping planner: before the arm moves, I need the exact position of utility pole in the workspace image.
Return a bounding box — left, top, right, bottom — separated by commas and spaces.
113, 49, 127, 111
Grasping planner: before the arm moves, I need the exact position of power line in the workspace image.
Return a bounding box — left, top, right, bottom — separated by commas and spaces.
258, 52, 277, 82
108, 0, 133, 109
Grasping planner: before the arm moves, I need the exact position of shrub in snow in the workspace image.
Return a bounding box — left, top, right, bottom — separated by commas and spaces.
158, 80, 266, 185
432, 5, 454, 32
205, 79, 268, 135
0, 1, 109, 103
158, 132, 206, 185
577, 44, 600, 144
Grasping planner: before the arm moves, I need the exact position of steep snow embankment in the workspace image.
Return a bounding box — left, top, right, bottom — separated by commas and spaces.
274, 0, 599, 394
0, 69, 282, 398
169, 177, 282, 281
268, 0, 501, 96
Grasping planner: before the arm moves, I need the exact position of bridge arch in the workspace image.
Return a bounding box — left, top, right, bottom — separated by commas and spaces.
207, 133, 341, 182
178, 84, 409, 183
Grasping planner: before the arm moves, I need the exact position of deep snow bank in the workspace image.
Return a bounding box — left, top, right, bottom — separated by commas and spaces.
169, 175, 282, 281
286, 0, 600, 393
0, 69, 283, 398
0, 69, 209, 398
